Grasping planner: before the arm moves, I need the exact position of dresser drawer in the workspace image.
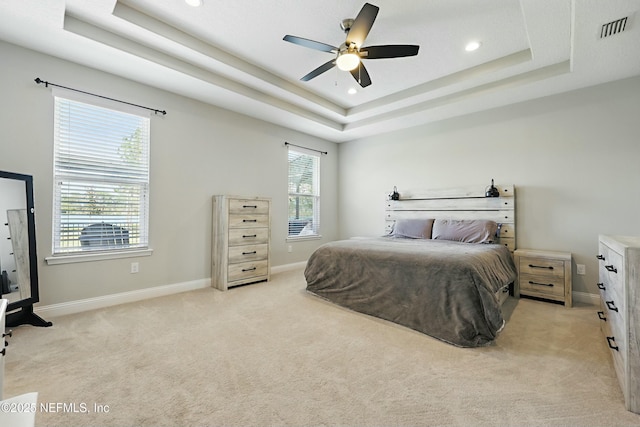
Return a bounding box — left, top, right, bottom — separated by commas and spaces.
603, 251, 624, 295
228, 244, 268, 264
601, 297, 626, 350
228, 259, 269, 283
519, 273, 565, 298
228, 214, 269, 229
600, 298, 626, 394
229, 199, 270, 215
228, 228, 269, 246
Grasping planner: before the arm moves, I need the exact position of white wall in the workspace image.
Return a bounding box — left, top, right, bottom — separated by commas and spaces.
338, 75, 640, 298
0, 41, 338, 306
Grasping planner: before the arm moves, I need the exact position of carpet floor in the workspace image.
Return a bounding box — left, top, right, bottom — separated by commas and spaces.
4, 268, 640, 426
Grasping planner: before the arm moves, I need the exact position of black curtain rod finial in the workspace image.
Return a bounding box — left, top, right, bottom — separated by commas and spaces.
35, 77, 48, 87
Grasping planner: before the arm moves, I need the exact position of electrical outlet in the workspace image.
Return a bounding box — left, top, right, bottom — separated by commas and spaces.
577, 264, 586, 275
288, 245, 293, 253
131, 262, 139, 274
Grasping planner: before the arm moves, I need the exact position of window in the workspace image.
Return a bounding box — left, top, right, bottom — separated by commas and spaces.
288, 147, 320, 238
52, 93, 150, 256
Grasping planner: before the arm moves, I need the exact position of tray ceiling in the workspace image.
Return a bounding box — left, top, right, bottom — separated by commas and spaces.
1, 0, 639, 142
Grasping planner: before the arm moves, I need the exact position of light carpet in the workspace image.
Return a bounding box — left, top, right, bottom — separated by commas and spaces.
4, 268, 640, 427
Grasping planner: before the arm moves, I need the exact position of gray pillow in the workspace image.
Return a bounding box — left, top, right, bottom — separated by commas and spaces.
432, 219, 498, 243
390, 219, 434, 239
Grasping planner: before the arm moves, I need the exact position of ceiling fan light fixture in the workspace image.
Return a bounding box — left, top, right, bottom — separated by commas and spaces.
336, 51, 360, 71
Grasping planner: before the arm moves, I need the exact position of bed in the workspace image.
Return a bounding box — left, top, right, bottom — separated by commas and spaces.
304, 184, 517, 347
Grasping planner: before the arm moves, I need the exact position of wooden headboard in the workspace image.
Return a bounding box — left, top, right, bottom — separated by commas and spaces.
384, 184, 516, 252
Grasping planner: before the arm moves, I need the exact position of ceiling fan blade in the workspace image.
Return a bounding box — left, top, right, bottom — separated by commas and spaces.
346, 3, 379, 47
283, 35, 338, 53
301, 59, 336, 81
349, 62, 372, 88
360, 45, 420, 59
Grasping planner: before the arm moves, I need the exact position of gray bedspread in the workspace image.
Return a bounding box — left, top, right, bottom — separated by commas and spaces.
304, 237, 517, 347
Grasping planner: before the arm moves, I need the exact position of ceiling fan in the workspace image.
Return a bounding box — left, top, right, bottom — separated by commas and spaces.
283, 2, 419, 88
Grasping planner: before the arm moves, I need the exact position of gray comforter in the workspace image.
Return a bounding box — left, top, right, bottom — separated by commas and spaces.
304, 237, 517, 347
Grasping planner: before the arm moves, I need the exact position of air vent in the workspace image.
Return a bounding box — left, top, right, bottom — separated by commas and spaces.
600, 17, 628, 38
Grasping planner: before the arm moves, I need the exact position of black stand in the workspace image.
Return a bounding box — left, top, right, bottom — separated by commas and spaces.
6, 305, 52, 328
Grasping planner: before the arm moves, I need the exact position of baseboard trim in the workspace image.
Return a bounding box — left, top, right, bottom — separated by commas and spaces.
572, 291, 600, 306
271, 261, 307, 274
35, 278, 210, 319
34, 263, 309, 319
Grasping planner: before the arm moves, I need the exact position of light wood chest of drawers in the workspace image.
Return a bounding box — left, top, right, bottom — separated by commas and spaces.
212, 196, 271, 291
514, 249, 572, 307
597, 234, 640, 414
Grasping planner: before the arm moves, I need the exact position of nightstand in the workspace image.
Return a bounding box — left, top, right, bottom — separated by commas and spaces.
514, 249, 572, 307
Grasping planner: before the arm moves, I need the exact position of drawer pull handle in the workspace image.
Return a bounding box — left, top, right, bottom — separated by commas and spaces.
529, 281, 554, 287
605, 265, 617, 273
242, 234, 257, 238
243, 205, 257, 208
597, 311, 607, 321
243, 219, 257, 223
607, 336, 619, 351
596, 254, 605, 260
242, 251, 257, 255
242, 267, 257, 272
606, 300, 619, 312
0, 348, 4, 356
529, 264, 553, 270
597, 283, 606, 290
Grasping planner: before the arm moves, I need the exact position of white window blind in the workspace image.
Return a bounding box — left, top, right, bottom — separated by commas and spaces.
287, 147, 320, 237
52, 94, 150, 254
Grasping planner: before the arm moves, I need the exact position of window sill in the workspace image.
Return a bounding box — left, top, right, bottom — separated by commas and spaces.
45, 248, 153, 265
286, 235, 322, 242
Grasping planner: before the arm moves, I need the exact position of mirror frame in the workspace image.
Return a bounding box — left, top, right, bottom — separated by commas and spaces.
1, 170, 51, 327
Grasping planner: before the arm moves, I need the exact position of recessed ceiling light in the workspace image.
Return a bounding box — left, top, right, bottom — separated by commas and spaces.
348, 88, 357, 95
185, 0, 202, 7
465, 41, 481, 52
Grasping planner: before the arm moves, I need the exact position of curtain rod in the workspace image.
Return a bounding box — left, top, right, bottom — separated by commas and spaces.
284, 142, 327, 155
34, 78, 167, 116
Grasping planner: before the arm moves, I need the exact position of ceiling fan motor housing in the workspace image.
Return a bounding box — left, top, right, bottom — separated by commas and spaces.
341, 18, 355, 33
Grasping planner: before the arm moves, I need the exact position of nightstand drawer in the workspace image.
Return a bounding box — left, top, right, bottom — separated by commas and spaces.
519, 273, 565, 298
519, 257, 565, 279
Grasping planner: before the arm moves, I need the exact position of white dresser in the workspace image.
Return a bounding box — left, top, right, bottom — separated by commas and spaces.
597, 234, 640, 414
212, 196, 271, 291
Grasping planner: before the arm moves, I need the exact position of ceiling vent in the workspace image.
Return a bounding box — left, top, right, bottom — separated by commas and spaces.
600, 17, 628, 38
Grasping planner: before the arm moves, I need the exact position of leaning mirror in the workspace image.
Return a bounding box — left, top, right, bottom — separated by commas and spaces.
0, 170, 51, 327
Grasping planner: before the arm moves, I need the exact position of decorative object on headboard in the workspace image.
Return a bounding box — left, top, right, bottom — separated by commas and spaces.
390, 186, 400, 200
384, 183, 516, 252
485, 179, 500, 197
